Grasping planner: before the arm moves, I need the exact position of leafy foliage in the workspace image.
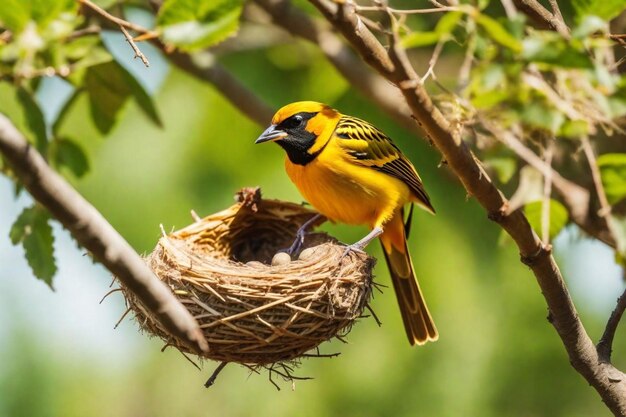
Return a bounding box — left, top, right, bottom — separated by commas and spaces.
9, 205, 57, 287
524, 199, 569, 240
573, 0, 626, 21
52, 138, 90, 178
157, 0, 244, 51
598, 153, 626, 205
402, 11, 463, 48
0, 0, 624, 304
84, 60, 161, 134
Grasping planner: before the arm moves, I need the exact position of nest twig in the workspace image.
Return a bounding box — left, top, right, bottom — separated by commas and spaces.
120, 188, 375, 384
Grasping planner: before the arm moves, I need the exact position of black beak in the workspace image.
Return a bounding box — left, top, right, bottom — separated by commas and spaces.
255, 124, 288, 144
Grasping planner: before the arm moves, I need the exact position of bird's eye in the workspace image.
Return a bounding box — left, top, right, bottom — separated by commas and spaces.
283, 114, 304, 129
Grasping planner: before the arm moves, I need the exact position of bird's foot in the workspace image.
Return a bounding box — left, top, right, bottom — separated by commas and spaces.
280, 214, 322, 255
341, 243, 366, 260
339, 227, 384, 261
283, 229, 307, 255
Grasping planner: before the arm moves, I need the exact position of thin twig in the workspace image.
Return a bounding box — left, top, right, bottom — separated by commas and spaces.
308, 1, 626, 413
114, 308, 131, 329
78, 0, 157, 35
252, 0, 418, 133
356, 5, 461, 14
179, 350, 202, 371
481, 119, 592, 228
421, 38, 446, 83
580, 135, 619, 243
78, 0, 156, 67
191, 210, 202, 222
120, 25, 150, 67
458, 27, 476, 88
167, 51, 274, 126
500, 0, 518, 18
365, 303, 382, 326
300, 352, 341, 358
205, 362, 228, 388
513, 0, 569, 38
66, 25, 101, 41
100, 288, 123, 304
598, 288, 626, 362
541, 143, 554, 245
0, 114, 209, 354
548, 0, 565, 25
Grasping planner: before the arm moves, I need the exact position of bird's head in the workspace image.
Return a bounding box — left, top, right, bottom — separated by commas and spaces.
255, 101, 340, 165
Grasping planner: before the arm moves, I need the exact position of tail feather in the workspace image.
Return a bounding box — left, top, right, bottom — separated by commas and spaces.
380, 214, 438, 346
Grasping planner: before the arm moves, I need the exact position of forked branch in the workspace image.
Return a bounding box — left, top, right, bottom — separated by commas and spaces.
307, 0, 626, 414
0, 114, 209, 355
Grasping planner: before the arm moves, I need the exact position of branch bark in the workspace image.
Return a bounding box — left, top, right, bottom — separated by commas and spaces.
253, 0, 615, 250
252, 0, 417, 133
308, 0, 626, 414
167, 51, 274, 126
512, 0, 570, 37
482, 120, 616, 248
0, 113, 209, 355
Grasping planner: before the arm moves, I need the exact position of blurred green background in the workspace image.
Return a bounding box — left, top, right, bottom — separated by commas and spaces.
1, 16, 626, 417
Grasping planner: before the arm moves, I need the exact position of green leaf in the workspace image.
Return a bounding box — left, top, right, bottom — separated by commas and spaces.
484, 156, 517, 183
475, 13, 522, 52
36, 76, 75, 135
572, 15, 608, 38
53, 138, 90, 178
0, 0, 76, 32
573, 0, 626, 21
84, 61, 161, 134
524, 199, 569, 239
402, 31, 440, 48
522, 35, 593, 69
597, 153, 626, 205
521, 102, 565, 133
157, 0, 243, 51
610, 216, 626, 262
16, 87, 48, 153
558, 119, 590, 139
65, 46, 114, 86
436, 11, 464, 36
64, 35, 102, 61
0, 84, 48, 153
10, 206, 57, 288
0, 0, 30, 32
403, 11, 463, 49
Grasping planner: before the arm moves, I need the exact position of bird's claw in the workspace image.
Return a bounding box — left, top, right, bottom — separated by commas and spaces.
341, 243, 366, 260
281, 214, 322, 255
281, 229, 307, 256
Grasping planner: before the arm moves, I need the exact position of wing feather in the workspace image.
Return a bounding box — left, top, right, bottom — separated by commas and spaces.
334, 116, 435, 213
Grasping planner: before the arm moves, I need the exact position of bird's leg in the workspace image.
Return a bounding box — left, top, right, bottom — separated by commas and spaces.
342, 227, 384, 258
284, 213, 323, 255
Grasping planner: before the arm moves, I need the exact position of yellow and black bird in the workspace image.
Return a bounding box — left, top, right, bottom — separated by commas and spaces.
255, 101, 438, 346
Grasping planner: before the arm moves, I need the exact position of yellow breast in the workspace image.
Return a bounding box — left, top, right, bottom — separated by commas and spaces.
285, 139, 411, 228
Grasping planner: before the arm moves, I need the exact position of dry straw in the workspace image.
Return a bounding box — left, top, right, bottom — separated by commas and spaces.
121, 188, 375, 381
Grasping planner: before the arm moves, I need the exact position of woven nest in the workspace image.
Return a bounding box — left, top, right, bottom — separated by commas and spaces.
123, 188, 375, 371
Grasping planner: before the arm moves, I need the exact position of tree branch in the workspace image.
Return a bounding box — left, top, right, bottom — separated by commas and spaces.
481, 120, 617, 248
541, 143, 554, 245
0, 113, 209, 355
78, 0, 157, 67
308, 0, 626, 414
513, 0, 570, 37
581, 136, 620, 244
599, 287, 626, 363
251, 0, 418, 133
79, 1, 274, 127
253, 0, 617, 249
166, 51, 274, 126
